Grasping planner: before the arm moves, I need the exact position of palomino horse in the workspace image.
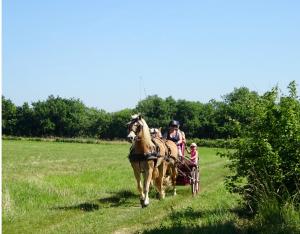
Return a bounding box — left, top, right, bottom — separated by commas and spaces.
127, 115, 178, 207
127, 114, 160, 207
151, 128, 178, 196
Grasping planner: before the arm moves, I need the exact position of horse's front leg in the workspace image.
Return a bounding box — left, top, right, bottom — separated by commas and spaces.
131, 162, 145, 205
143, 160, 154, 207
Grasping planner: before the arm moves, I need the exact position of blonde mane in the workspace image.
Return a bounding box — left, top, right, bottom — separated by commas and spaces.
140, 118, 155, 149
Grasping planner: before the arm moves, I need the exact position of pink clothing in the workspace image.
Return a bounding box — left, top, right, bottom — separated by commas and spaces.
181, 142, 185, 157
190, 149, 198, 165
177, 145, 183, 157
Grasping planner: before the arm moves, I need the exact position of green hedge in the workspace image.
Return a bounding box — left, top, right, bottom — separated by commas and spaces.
2, 136, 129, 145
186, 138, 238, 148
3, 135, 237, 148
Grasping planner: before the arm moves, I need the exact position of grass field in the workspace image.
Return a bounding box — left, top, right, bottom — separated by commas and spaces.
2, 140, 244, 234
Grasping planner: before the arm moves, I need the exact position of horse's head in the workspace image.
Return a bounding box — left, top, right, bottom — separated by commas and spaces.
126, 114, 144, 143
150, 127, 162, 138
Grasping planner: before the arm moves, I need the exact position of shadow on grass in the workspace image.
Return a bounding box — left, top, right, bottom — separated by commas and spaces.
141, 207, 243, 234
169, 206, 227, 221
52, 190, 138, 212
141, 222, 239, 234
230, 206, 254, 219
54, 203, 100, 212
98, 190, 138, 207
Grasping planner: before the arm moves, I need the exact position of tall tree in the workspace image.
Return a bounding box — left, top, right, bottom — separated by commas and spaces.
222, 87, 260, 137
15, 102, 35, 136
2, 96, 17, 135
31, 95, 88, 137
107, 108, 135, 139
136, 95, 172, 129
85, 108, 112, 138
174, 100, 203, 138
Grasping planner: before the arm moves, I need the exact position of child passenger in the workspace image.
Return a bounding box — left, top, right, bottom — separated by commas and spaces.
187, 143, 198, 165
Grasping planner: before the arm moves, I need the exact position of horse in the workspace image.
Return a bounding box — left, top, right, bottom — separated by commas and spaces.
150, 127, 168, 198
127, 115, 178, 207
151, 128, 178, 196
127, 114, 163, 207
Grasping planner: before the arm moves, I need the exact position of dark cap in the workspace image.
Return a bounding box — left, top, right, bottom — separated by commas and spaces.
169, 120, 180, 127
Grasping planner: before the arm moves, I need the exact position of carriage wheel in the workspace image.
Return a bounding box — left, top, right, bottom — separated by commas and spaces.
191, 167, 199, 196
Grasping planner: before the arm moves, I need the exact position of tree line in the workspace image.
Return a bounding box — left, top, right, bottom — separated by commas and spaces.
2, 82, 298, 141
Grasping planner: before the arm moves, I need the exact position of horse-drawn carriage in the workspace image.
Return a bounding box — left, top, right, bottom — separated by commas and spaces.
176, 152, 200, 196
127, 114, 200, 207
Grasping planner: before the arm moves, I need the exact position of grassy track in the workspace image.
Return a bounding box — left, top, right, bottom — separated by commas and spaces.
3, 140, 242, 234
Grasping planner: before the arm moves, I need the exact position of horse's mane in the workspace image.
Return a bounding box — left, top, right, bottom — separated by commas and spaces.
140, 118, 155, 148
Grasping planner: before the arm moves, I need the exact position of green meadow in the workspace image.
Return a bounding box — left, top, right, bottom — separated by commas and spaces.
3, 140, 244, 234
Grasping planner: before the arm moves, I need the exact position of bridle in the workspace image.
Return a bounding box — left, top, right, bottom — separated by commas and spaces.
127, 119, 144, 142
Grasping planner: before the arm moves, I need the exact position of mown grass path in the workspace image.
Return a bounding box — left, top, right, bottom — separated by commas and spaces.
3, 140, 242, 234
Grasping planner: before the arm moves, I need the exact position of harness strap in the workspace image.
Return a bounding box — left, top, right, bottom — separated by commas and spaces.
151, 138, 160, 155
164, 141, 172, 157
162, 140, 178, 165
128, 152, 159, 162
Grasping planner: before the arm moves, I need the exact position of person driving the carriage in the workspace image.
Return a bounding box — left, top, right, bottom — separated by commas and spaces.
163, 120, 184, 160
180, 130, 186, 157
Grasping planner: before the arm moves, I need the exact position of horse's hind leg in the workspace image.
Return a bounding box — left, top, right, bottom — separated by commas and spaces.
170, 165, 178, 196
155, 161, 166, 199
131, 162, 145, 204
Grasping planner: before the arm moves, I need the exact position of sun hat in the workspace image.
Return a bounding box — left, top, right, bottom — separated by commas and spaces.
190, 143, 197, 148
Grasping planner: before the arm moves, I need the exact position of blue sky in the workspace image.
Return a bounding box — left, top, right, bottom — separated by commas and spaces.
3, 1, 300, 112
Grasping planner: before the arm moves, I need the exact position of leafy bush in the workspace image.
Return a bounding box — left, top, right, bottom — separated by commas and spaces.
221, 81, 300, 211
249, 195, 300, 233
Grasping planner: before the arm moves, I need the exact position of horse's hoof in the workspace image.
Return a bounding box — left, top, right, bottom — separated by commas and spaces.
140, 199, 144, 207
143, 198, 150, 207
156, 193, 165, 200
